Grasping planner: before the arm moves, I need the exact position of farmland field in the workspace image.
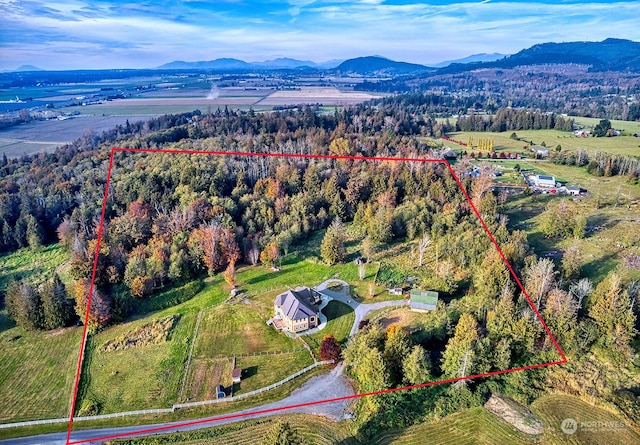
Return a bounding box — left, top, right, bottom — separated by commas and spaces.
446, 130, 640, 157
257, 87, 384, 106
0, 326, 82, 422
80, 310, 198, 414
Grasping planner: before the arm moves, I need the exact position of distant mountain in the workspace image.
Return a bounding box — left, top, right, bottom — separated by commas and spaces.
433, 53, 507, 68
157, 58, 251, 70
14, 65, 43, 72
492, 38, 640, 72
335, 56, 432, 75
251, 58, 318, 69
157, 57, 343, 71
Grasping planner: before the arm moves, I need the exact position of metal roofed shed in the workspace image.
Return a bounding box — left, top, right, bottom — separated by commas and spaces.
410, 290, 438, 312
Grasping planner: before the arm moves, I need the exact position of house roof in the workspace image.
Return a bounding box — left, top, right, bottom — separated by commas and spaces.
537, 175, 554, 181
410, 290, 438, 310
275, 287, 318, 321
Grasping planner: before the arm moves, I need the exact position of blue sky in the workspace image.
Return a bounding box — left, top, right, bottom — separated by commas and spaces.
1, 0, 639, 70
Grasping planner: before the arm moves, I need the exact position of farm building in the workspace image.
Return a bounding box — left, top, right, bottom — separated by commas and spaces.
273, 287, 321, 333
388, 287, 404, 296
232, 368, 242, 383
216, 385, 226, 399
531, 147, 549, 158
567, 185, 581, 196
410, 290, 438, 312
534, 175, 556, 188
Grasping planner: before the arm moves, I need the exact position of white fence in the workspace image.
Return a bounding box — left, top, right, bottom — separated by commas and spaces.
0, 360, 334, 430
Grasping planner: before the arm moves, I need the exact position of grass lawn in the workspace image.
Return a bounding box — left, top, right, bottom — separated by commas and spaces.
0, 326, 82, 422
447, 129, 640, 158
572, 116, 640, 135
194, 304, 300, 358
531, 394, 640, 445
80, 310, 197, 414
235, 351, 314, 394
501, 190, 640, 283
109, 414, 356, 445
306, 301, 355, 355
0, 244, 71, 295
375, 406, 538, 445
182, 357, 233, 402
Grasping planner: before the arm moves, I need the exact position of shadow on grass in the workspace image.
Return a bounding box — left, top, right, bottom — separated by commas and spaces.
0, 311, 16, 332
245, 263, 303, 285
242, 366, 258, 379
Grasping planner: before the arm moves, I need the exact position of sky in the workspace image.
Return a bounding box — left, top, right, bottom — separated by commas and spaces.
1, 0, 639, 70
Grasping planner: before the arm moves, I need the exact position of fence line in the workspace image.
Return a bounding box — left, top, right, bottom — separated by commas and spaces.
0, 360, 334, 430
178, 308, 204, 402
214, 348, 305, 359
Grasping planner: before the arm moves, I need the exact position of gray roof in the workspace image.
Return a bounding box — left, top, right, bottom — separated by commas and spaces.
275, 287, 318, 321
537, 175, 554, 181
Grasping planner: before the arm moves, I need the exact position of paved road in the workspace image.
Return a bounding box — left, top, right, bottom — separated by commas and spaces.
0, 365, 354, 445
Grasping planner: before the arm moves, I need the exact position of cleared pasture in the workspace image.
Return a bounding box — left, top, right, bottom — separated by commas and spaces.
447, 130, 640, 157
257, 87, 383, 106
0, 326, 82, 423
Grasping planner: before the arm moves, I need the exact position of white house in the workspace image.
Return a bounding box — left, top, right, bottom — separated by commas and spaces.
534, 175, 556, 188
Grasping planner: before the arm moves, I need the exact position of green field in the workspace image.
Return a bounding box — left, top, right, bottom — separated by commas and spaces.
446, 130, 640, 157
0, 326, 82, 422
195, 304, 300, 358
0, 244, 71, 294
530, 394, 640, 445
572, 117, 640, 135
306, 300, 356, 355
81, 310, 197, 414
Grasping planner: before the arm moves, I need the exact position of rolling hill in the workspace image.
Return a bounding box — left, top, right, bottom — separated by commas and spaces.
334, 56, 432, 75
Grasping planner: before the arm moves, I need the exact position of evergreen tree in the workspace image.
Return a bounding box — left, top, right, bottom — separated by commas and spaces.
5, 280, 44, 331
40, 275, 74, 330
320, 218, 346, 265
26, 215, 44, 249
402, 345, 431, 385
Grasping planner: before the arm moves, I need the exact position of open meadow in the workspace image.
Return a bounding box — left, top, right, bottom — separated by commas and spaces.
446, 130, 640, 157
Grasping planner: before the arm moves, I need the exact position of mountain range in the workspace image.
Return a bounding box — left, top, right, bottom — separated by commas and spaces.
156, 39, 640, 75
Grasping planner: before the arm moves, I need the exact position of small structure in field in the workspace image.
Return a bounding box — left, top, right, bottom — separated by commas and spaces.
388, 287, 404, 296
567, 185, 581, 196
216, 385, 226, 399
232, 368, 242, 383
410, 290, 438, 312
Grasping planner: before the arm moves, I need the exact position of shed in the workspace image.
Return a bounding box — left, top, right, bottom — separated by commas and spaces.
232, 368, 242, 383
216, 385, 226, 399
410, 290, 438, 312
388, 287, 403, 296
567, 185, 581, 196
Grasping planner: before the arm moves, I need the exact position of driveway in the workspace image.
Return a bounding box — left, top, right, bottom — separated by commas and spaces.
0, 365, 354, 445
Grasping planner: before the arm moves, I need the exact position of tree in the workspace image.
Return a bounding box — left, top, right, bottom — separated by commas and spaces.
588, 273, 636, 361
525, 257, 556, 312
5, 280, 44, 331
40, 275, 74, 330
384, 325, 412, 382
361, 236, 375, 263
74, 278, 112, 332
261, 421, 303, 445
402, 345, 431, 385
248, 244, 260, 266
131, 275, 153, 298
319, 334, 342, 362
592, 119, 612, 137
260, 241, 279, 267
26, 215, 43, 249
561, 244, 582, 280
224, 262, 236, 288
570, 278, 593, 310
320, 218, 346, 265
418, 233, 431, 267
441, 313, 478, 380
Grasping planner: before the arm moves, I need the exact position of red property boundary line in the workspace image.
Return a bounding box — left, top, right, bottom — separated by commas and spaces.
66, 148, 567, 444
